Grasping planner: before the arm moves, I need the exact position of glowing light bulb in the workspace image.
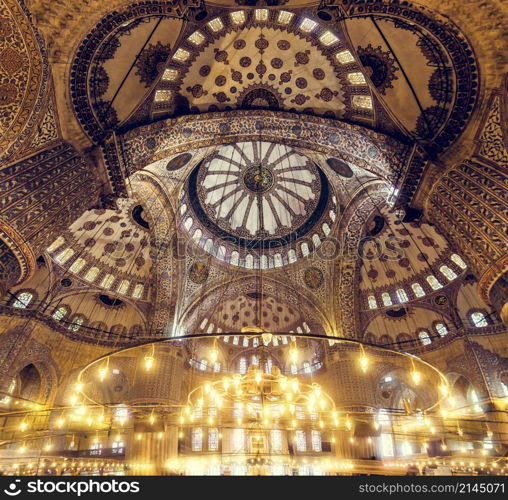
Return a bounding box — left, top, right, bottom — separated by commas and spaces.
149, 415, 155, 425
441, 443, 447, 451
439, 384, 448, 397
98, 367, 108, 382
223, 378, 230, 390
204, 382, 212, 394
255, 370, 262, 384
19, 422, 28, 432
289, 347, 298, 364
411, 371, 421, 385
44, 444, 52, 452
345, 418, 352, 431
359, 355, 369, 373
144, 355, 154, 371
209, 349, 218, 364
75, 382, 83, 392
291, 379, 299, 393
179, 416, 184, 425
57, 418, 65, 428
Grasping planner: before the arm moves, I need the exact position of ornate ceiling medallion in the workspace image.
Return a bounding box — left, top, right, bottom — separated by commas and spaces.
180, 141, 337, 269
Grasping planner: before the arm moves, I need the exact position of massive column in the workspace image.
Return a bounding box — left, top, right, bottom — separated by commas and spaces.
0, 142, 103, 290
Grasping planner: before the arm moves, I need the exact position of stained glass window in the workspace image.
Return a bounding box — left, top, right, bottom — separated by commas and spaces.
192, 428, 202, 451
13, 292, 33, 309
426, 275, 442, 290
52, 306, 67, 321
296, 430, 307, 452
382, 292, 392, 307
471, 312, 488, 328
208, 428, 219, 451
435, 323, 448, 337
311, 430, 322, 452
411, 283, 425, 297
451, 254, 467, 269
440, 265, 457, 281
270, 429, 282, 452
418, 330, 431, 346
68, 317, 83, 331
396, 289, 408, 303
368, 295, 377, 309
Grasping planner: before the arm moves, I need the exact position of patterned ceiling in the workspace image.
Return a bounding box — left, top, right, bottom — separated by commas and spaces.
45, 198, 153, 300
70, 2, 478, 157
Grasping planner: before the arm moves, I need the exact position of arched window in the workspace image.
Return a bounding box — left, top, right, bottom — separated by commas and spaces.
434, 322, 448, 337
451, 253, 467, 269
381, 292, 392, 307
70, 258, 86, 273
230, 251, 239, 266
117, 280, 129, 294
411, 283, 425, 298
396, 289, 408, 303
440, 265, 457, 281
101, 274, 115, 289
68, 317, 83, 332
287, 249, 297, 264
13, 292, 33, 309
213, 362, 221, 373
312, 234, 321, 248
311, 430, 322, 452
208, 428, 219, 452
132, 284, 144, 299
47, 236, 65, 252
200, 359, 208, 371
84, 267, 99, 282
471, 312, 488, 328
52, 306, 68, 321
55, 248, 74, 264
290, 364, 297, 375
238, 357, 247, 374
418, 330, 431, 346
426, 275, 442, 290
265, 358, 273, 374
184, 217, 193, 231
303, 361, 311, 374
245, 254, 254, 269
368, 296, 377, 309
191, 428, 202, 451
301, 242, 310, 257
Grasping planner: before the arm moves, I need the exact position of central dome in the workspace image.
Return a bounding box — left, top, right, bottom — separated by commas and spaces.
192, 141, 325, 243
180, 141, 337, 269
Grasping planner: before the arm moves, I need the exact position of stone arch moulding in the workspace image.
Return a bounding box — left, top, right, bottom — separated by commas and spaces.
0, 0, 49, 163
119, 109, 409, 182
